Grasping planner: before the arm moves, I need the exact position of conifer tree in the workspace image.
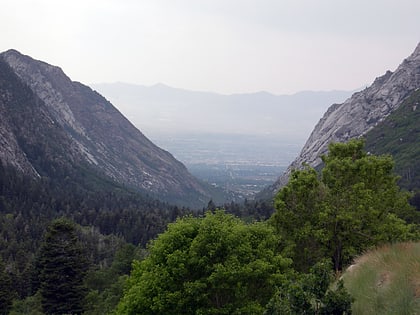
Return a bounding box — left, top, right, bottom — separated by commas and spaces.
38, 218, 87, 315
0, 257, 15, 315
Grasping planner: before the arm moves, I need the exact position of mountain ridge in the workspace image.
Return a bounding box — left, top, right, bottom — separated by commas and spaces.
92, 82, 354, 140
0, 49, 216, 207
260, 42, 420, 198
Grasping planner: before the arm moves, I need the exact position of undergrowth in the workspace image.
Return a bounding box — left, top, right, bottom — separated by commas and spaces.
342, 242, 420, 315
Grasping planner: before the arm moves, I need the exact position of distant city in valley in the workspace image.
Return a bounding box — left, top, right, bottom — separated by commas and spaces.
151, 133, 299, 199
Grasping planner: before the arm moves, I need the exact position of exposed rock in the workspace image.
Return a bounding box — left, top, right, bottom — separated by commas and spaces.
0, 113, 37, 175
0, 50, 214, 207
261, 42, 420, 198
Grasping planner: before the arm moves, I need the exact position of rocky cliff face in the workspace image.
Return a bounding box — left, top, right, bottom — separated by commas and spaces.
0, 49, 213, 207
262, 42, 420, 197
0, 57, 80, 179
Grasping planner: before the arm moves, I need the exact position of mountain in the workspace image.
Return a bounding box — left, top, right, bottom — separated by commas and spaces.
365, 88, 420, 191
0, 49, 216, 208
260, 42, 420, 198
92, 82, 354, 142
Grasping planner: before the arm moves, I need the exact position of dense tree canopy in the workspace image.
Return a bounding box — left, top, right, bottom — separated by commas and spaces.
271, 139, 419, 272
0, 158, 187, 300
117, 210, 292, 315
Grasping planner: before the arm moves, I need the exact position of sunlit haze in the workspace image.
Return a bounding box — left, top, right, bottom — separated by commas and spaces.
2, 0, 419, 94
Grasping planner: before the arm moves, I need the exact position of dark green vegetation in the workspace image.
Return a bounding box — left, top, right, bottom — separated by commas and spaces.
116, 140, 419, 315
0, 257, 15, 314
265, 259, 353, 315
117, 211, 353, 315
117, 211, 291, 315
0, 155, 262, 313
343, 242, 420, 315
365, 88, 420, 191
0, 159, 190, 313
272, 139, 418, 272
1, 138, 418, 314
37, 219, 87, 314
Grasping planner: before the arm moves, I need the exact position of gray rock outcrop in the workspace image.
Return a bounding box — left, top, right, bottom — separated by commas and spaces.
262, 42, 420, 197
0, 49, 214, 207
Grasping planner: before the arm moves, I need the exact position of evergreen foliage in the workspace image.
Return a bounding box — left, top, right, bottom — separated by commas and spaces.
0, 158, 190, 298
83, 244, 144, 314
38, 218, 88, 314
0, 257, 16, 314
9, 291, 43, 315
223, 199, 275, 221
365, 88, 420, 191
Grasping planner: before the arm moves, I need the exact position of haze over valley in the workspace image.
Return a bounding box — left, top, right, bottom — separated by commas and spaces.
93, 83, 354, 197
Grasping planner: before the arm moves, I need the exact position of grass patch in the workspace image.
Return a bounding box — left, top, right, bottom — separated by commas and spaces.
342, 242, 420, 314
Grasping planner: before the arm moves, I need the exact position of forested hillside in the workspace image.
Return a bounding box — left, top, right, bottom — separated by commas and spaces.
0, 159, 193, 313
365, 88, 420, 191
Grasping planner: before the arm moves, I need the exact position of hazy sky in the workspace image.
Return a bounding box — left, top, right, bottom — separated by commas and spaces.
2, 0, 419, 94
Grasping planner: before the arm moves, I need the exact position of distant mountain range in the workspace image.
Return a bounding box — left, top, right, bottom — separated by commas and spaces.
0, 49, 224, 208
260, 42, 420, 198
92, 82, 355, 143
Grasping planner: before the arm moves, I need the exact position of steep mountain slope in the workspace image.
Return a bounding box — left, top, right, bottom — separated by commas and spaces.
0, 57, 81, 179
0, 49, 214, 207
365, 88, 420, 190
261, 42, 420, 198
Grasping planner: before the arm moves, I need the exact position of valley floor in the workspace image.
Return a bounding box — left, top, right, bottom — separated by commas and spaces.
151, 133, 299, 199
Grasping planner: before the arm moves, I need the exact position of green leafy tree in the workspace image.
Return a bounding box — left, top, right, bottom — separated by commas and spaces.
117, 210, 292, 315
38, 218, 88, 315
272, 139, 418, 272
264, 259, 353, 315
271, 166, 326, 271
